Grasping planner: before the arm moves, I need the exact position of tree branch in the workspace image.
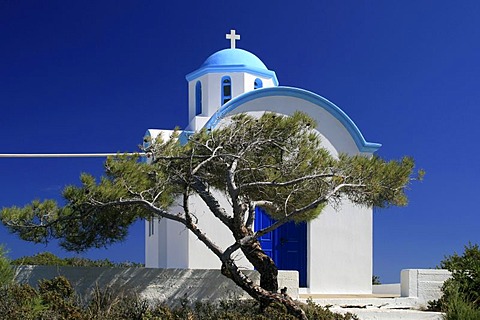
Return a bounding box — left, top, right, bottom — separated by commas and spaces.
239, 173, 336, 189
190, 177, 233, 227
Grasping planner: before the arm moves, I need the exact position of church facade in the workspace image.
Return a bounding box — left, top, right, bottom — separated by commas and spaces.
145, 31, 381, 294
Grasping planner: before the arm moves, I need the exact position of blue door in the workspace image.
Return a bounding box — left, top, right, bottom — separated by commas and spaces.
254, 207, 307, 287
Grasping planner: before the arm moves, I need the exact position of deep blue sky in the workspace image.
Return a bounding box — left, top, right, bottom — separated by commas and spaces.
1, 1, 479, 284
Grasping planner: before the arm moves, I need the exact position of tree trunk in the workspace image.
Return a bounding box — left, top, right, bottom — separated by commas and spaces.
241, 240, 279, 293
232, 225, 280, 293
221, 259, 308, 320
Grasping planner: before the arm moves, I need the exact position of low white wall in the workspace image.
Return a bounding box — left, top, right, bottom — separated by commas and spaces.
15, 266, 299, 303
372, 283, 401, 296
401, 269, 451, 305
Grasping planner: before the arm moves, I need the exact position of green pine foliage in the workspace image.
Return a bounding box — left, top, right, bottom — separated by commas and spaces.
0, 245, 14, 287
0, 112, 420, 319
0, 112, 420, 252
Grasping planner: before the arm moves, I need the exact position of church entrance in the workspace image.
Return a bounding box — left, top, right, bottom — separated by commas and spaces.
254, 207, 307, 287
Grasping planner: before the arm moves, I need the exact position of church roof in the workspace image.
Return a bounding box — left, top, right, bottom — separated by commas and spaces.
201, 48, 268, 70
186, 48, 278, 85
203, 86, 382, 153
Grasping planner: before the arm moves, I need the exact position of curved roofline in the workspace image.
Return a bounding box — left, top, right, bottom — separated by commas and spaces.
203, 86, 381, 153
200, 48, 268, 69
186, 65, 279, 85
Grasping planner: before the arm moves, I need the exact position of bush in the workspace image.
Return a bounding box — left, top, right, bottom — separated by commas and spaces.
439, 242, 480, 308
11, 251, 144, 268
142, 298, 359, 320
0, 283, 45, 319
442, 285, 480, 320
38, 276, 83, 319
429, 242, 480, 318
0, 276, 358, 319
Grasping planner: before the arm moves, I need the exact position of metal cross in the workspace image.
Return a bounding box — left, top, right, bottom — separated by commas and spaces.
226, 29, 240, 49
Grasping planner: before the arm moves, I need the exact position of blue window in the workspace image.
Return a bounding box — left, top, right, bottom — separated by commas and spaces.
195, 81, 202, 115
254, 78, 263, 89
222, 76, 231, 105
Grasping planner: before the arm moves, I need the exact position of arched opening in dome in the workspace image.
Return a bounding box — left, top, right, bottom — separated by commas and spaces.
195, 81, 202, 115
221, 76, 232, 105
254, 78, 263, 89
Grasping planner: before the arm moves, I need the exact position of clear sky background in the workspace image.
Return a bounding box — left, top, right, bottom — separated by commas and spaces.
1, 1, 479, 284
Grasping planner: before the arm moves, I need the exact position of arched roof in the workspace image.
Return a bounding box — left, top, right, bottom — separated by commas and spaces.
203, 86, 381, 153
201, 48, 268, 70
185, 49, 278, 85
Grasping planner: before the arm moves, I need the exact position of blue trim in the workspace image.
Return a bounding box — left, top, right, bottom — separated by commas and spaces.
140, 130, 153, 163
178, 130, 194, 145
186, 65, 279, 86
203, 86, 381, 153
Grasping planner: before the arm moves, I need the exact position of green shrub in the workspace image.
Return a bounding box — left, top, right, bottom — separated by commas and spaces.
85, 285, 149, 320
13, 251, 65, 266
38, 276, 83, 319
0, 275, 358, 319
303, 299, 359, 320
11, 251, 144, 268
429, 242, 480, 318
142, 298, 359, 320
0, 283, 47, 319
439, 242, 480, 308
443, 285, 480, 320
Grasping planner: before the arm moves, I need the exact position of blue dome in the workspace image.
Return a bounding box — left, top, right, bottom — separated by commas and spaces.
201, 49, 268, 70
186, 48, 278, 85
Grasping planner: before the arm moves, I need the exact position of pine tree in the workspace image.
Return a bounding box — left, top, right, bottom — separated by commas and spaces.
1, 112, 422, 320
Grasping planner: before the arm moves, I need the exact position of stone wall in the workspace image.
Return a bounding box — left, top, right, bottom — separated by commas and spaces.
14, 266, 299, 304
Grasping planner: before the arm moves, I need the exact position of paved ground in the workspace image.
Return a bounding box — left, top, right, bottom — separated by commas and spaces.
298, 295, 443, 320
300, 293, 400, 299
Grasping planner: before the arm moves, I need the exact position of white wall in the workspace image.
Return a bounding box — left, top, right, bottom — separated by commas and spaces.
308, 203, 372, 294
144, 129, 177, 268
187, 72, 276, 130
147, 190, 253, 270
401, 269, 451, 305
146, 216, 190, 269
220, 97, 372, 294
15, 265, 299, 303
226, 96, 360, 157
148, 91, 374, 294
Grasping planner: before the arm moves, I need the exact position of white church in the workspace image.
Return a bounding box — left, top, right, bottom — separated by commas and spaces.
144, 30, 381, 295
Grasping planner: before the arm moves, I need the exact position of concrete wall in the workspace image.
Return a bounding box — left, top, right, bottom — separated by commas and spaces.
373, 283, 401, 295
14, 266, 298, 303
401, 269, 451, 305
308, 203, 372, 294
